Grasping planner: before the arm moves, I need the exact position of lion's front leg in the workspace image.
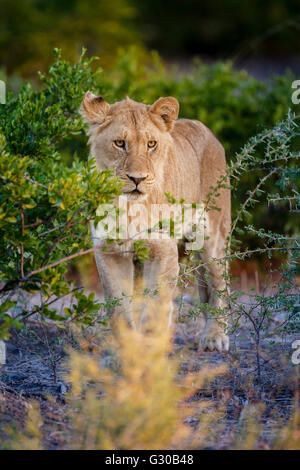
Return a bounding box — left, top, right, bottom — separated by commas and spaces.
94, 250, 135, 326
199, 238, 230, 353
142, 240, 179, 327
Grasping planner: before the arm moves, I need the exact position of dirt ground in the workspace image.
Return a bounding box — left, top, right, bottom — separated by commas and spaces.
0, 290, 299, 450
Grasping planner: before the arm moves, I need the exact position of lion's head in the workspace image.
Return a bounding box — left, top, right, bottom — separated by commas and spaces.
80, 94, 179, 201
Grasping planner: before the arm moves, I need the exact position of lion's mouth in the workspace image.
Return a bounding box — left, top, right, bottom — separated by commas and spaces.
123, 188, 144, 196
122, 188, 147, 200
131, 189, 143, 195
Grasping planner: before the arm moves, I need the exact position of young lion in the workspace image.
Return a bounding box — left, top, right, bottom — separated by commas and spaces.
81, 93, 231, 352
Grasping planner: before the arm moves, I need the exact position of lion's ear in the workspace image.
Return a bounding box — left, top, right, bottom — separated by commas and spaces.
150, 97, 179, 131
80, 91, 110, 125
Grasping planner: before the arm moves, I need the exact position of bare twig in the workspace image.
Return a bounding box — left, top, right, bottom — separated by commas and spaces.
18, 285, 84, 321
24, 176, 48, 189
20, 204, 25, 278
41, 202, 89, 265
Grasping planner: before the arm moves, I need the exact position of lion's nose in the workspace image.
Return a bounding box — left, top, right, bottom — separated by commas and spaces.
127, 174, 147, 186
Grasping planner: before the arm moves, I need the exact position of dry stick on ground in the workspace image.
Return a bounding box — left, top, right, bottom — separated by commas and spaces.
19, 203, 25, 279
41, 323, 63, 385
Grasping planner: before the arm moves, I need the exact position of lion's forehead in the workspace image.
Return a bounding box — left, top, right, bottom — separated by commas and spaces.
108, 110, 159, 139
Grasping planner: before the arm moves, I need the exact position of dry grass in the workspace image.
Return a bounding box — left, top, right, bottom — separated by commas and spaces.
0, 285, 299, 450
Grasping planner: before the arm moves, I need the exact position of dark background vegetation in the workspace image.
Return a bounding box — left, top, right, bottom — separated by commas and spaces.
134, 0, 300, 60
1, 0, 300, 77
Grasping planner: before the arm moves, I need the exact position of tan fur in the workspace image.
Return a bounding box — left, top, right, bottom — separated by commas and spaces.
81, 93, 231, 351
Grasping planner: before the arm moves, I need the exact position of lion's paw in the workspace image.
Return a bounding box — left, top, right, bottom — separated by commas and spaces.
200, 329, 229, 352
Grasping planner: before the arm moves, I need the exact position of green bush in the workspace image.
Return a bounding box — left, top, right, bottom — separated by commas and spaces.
0, 50, 122, 339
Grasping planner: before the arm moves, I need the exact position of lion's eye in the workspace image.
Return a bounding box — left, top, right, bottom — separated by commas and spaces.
114, 139, 126, 148
148, 140, 157, 149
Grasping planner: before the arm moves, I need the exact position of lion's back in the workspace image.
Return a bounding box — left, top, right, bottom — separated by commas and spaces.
168, 118, 226, 203
172, 118, 224, 161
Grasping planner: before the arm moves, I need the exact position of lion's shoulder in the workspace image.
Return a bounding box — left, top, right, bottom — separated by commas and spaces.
171, 118, 223, 158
